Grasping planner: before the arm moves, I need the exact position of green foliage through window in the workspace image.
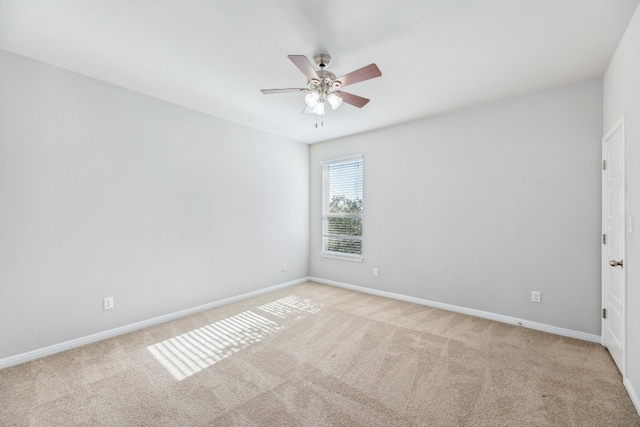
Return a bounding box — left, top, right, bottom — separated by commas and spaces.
322, 157, 363, 258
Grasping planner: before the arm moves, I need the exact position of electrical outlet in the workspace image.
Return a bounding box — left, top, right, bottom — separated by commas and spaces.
373, 268, 379, 277
104, 297, 114, 310
282, 263, 287, 271
531, 291, 541, 303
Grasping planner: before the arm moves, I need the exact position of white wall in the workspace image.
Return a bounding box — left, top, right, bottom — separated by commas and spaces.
310, 79, 603, 335
0, 50, 309, 359
604, 3, 640, 411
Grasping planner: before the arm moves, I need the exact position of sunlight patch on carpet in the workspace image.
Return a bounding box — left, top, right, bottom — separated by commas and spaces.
257, 295, 323, 318
147, 295, 323, 380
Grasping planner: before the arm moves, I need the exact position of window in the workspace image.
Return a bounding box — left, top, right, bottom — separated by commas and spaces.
322, 155, 363, 261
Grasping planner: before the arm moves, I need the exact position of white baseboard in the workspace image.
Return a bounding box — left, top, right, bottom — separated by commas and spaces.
624, 377, 640, 417
0, 277, 310, 370
0, 275, 603, 370
310, 277, 601, 343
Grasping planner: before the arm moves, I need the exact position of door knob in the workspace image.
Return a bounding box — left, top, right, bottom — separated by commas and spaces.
609, 260, 623, 268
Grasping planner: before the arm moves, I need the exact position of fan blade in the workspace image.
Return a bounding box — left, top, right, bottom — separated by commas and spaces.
339, 91, 370, 108
336, 63, 381, 88
288, 55, 319, 81
261, 88, 307, 94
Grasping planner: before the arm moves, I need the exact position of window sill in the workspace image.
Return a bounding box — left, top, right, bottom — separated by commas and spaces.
321, 252, 364, 262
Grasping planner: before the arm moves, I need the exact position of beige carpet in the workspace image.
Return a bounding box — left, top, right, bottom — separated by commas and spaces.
1, 281, 638, 426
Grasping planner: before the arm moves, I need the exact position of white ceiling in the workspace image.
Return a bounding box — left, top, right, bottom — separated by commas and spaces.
1, 1, 638, 144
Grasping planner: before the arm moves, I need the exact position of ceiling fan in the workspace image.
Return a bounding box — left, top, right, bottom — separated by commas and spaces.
261, 54, 381, 125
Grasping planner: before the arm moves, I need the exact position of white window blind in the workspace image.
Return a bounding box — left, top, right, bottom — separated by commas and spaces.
322, 155, 363, 260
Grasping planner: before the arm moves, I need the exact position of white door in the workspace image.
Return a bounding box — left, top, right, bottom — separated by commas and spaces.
602, 117, 626, 375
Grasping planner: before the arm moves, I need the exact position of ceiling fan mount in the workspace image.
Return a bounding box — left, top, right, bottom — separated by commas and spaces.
311, 54, 337, 84
260, 53, 382, 123
313, 53, 332, 69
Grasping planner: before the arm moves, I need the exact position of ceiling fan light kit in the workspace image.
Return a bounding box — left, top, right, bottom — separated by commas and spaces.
261, 53, 381, 127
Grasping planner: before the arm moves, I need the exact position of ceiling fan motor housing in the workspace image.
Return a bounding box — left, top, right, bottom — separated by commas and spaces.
308, 70, 340, 92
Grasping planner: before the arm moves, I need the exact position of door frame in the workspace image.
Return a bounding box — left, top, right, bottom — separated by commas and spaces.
601, 114, 626, 376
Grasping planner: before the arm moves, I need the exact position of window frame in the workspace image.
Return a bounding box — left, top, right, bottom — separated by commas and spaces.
321, 154, 364, 262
